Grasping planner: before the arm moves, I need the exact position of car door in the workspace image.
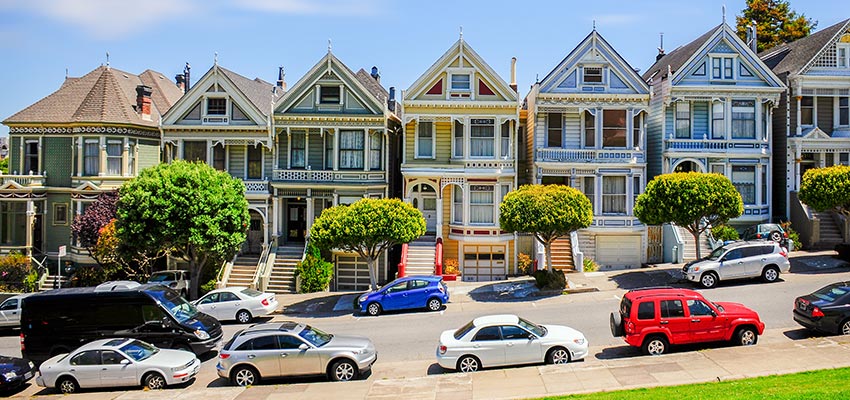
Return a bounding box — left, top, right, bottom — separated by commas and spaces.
135, 304, 174, 349
243, 335, 282, 378
739, 246, 763, 277
278, 334, 322, 375
719, 248, 746, 278
686, 299, 726, 343
68, 350, 104, 388
195, 293, 220, 319
0, 298, 19, 327
500, 325, 540, 365
99, 350, 137, 387
659, 299, 690, 344
470, 326, 505, 367
217, 292, 242, 321
406, 280, 431, 309
381, 282, 410, 311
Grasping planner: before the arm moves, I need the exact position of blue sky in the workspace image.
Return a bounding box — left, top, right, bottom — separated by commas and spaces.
1, 0, 848, 136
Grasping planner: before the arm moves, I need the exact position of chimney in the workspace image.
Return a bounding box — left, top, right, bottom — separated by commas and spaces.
183, 62, 191, 91
370, 66, 380, 83
750, 20, 758, 52
656, 32, 665, 61
277, 66, 287, 91
510, 57, 517, 92
388, 86, 396, 111
175, 74, 186, 94
136, 85, 152, 121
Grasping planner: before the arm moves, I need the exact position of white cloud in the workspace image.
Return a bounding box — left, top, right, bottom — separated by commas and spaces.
234, 0, 383, 16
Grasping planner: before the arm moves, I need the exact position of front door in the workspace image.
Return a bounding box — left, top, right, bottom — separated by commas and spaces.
719, 248, 746, 278
245, 211, 263, 254
500, 325, 541, 365
411, 184, 437, 233
287, 204, 307, 242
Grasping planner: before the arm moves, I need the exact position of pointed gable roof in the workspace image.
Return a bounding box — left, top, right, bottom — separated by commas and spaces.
760, 19, 850, 76
643, 26, 720, 82
218, 66, 278, 114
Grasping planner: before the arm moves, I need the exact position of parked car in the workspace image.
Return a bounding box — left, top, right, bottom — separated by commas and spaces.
357, 275, 449, 316
193, 287, 279, 323
217, 321, 376, 385
94, 281, 142, 292
742, 223, 789, 248
0, 293, 32, 329
682, 241, 789, 288
148, 270, 190, 297
793, 282, 850, 335
436, 314, 587, 372
0, 355, 35, 392
36, 338, 200, 394
610, 288, 764, 355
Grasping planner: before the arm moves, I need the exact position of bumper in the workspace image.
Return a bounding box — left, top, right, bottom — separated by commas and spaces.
436, 353, 458, 370
166, 358, 201, 385
793, 310, 833, 333
355, 351, 378, 371
684, 271, 699, 282
256, 301, 280, 316
190, 332, 222, 355
216, 362, 229, 379
35, 375, 46, 388
571, 344, 589, 361
0, 373, 33, 391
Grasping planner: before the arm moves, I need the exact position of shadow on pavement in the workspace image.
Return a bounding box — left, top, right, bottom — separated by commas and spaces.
782, 328, 839, 340
595, 341, 739, 360
607, 268, 689, 290
282, 294, 359, 317
208, 369, 372, 387
1, 382, 34, 397
427, 363, 447, 375
467, 279, 561, 302
789, 254, 849, 274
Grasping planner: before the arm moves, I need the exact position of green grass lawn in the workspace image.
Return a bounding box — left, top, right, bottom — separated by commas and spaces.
540, 367, 850, 400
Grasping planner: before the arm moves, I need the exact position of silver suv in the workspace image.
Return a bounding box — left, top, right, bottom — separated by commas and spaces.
683, 241, 790, 288
148, 270, 190, 297
216, 322, 376, 386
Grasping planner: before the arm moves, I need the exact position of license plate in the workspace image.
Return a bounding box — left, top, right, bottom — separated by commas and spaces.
24, 371, 33, 380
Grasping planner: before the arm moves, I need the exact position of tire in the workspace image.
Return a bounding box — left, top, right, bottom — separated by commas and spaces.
546, 347, 571, 364
700, 272, 718, 289
427, 298, 442, 312
366, 302, 382, 316
230, 365, 259, 387
610, 312, 625, 337
456, 355, 480, 373
329, 359, 358, 382
236, 309, 253, 324
736, 326, 758, 346
840, 320, 850, 336
769, 231, 782, 242
642, 335, 668, 356
143, 372, 166, 390
761, 266, 780, 283
56, 376, 78, 394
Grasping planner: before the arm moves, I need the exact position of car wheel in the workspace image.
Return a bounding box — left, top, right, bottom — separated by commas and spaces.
769, 231, 783, 242
546, 347, 571, 364
736, 326, 758, 346
329, 359, 358, 382
367, 302, 382, 316
700, 272, 718, 289
642, 335, 668, 356
841, 320, 850, 335
761, 266, 779, 283
143, 372, 166, 390
231, 365, 258, 386
56, 376, 78, 394
427, 298, 442, 312
609, 312, 625, 337
236, 309, 253, 324
457, 355, 480, 372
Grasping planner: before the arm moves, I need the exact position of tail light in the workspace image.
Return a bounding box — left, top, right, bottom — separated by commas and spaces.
779, 248, 788, 258
783, 232, 789, 238
438, 285, 445, 293
626, 321, 635, 334
261, 298, 269, 306
219, 353, 230, 359
439, 345, 447, 355
20, 333, 24, 352
811, 307, 825, 318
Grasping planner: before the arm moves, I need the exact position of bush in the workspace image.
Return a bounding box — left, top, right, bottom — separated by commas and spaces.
0, 252, 33, 292
295, 243, 334, 293
780, 221, 801, 251
68, 265, 111, 287
517, 253, 533, 275
443, 258, 459, 275
711, 225, 740, 242
201, 278, 218, 295
532, 269, 566, 291
583, 258, 599, 272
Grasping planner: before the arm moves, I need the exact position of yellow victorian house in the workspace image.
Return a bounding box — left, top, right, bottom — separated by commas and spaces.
401, 36, 520, 282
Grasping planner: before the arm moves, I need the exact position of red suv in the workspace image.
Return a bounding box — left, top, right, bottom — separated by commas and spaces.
610, 288, 765, 355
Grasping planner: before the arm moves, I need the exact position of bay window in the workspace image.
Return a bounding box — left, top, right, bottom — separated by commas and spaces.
840, 97, 849, 127
84, 140, 99, 176
324, 133, 334, 169
732, 165, 756, 205
582, 176, 595, 210
731, 100, 755, 139
339, 130, 364, 169
106, 140, 122, 175
602, 110, 627, 148
602, 176, 626, 215
470, 119, 494, 157
128, 141, 136, 175
470, 185, 494, 224
633, 113, 642, 149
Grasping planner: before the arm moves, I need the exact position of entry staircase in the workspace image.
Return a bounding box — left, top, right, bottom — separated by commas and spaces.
550, 237, 576, 271
405, 235, 437, 276
676, 225, 712, 261
813, 211, 843, 250
266, 243, 303, 294
38, 274, 69, 291
224, 254, 261, 288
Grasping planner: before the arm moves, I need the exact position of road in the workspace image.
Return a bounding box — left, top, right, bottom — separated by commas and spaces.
2, 252, 848, 396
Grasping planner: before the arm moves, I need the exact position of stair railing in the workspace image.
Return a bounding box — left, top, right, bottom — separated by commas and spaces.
31, 256, 49, 291
569, 231, 584, 272
216, 253, 238, 289
434, 238, 443, 276
252, 235, 276, 291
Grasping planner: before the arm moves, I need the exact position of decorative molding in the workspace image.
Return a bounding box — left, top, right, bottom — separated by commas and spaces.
10, 125, 159, 138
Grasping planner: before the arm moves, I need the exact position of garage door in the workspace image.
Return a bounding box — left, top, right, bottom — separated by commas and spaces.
335, 254, 385, 291
596, 236, 641, 268
461, 245, 507, 282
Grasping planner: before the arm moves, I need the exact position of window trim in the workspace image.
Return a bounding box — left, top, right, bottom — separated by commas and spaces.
415, 121, 435, 159
23, 139, 39, 175
601, 109, 628, 149
450, 73, 471, 92
675, 101, 691, 139
712, 100, 726, 139
582, 66, 604, 85
731, 99, 756, 139
53, 202, 69, 226
601, 175, 627, 215
245, 144, 263, 180
469, 118, 496, 159
469, 184, 495, 225
710, 55, 735, 80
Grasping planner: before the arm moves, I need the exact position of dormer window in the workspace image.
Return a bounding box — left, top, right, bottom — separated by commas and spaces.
711, 57, 734, 80
320, 86, 341, 104
206, 98, 226, 115
583, 67, 603, 84
451, 74, 471, 91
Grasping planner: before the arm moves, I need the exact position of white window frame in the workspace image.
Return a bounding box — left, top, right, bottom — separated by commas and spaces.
710, 56, 735, 80
838, 43, 849, 68
452, 185, 463, 224
245, 144, 263, 180
415, 121, 435, 159
290, 131, 306, 168
712, 100, 726, 139
838, 96, 849, 127
450, 74, 471, 91
582, 66, 604, 85
469, 119, 495, 158
731, 99, 756, 139
601, 176, 627, 215
23, 139, 39, 175
203, 96, 229, 124
469, 184, 495, 225
105, 139, 123, 176
675, 101, 691, 139
83, 139, 99, 176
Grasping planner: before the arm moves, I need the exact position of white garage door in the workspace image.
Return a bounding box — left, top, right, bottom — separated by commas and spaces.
596, 236, 641, 268
461, 245, 507, 282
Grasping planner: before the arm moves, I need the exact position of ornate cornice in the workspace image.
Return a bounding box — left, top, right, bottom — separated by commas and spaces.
9, 125, 159, 138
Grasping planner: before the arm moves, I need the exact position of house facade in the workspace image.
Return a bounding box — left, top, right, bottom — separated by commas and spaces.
525, 30, 651, 269
401, 38, 520, 282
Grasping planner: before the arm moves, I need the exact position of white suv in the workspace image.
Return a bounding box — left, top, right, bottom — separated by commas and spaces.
148, 270, 190, 297
683, 241, 790, 288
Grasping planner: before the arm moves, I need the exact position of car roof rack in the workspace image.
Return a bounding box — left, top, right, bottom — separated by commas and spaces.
627, 286, 675, 293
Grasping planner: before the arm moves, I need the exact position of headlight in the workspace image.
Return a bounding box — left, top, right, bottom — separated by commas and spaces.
573, 338, 586, 345
194, 330, 210, 340
358, 295, 368, 304
3, 371, 17, 380
28, 361, 34, 369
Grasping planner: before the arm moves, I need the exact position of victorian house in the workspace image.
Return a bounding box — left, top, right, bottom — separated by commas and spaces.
1, 65, 182, 270
760, 18, 850, 248
525, 29, 652, 270
401, 37, 520, 282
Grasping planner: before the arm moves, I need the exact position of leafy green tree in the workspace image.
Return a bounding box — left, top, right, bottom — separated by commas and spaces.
736, 0, 816, 53
309, 198, 425, 291
799, 165, 850, 216
499, 184, 593, 271
116, 161, 249, 299
635, 173, 743, 259
295, 242, 334, 293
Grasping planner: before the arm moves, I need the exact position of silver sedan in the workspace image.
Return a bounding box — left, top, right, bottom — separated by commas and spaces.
36, 338, 200, 394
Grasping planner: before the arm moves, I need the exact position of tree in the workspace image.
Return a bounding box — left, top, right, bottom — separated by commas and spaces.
71, 190, 119, 266
309, 198, 425, 291
634, 172, 743, 259
116, 161, 249, 299
93, 219, 162, 280
736, 0, 816, 53
499, 185, 593, 271
0, 158, 8, 174
799, 165, 850, 216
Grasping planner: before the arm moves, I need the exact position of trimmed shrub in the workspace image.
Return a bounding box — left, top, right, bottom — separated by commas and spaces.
295, 243, 334, 293
583, 258, 599, 272
711, 225, 740, 242
532, 269, 566, 291
443, 258, 459, 275
0, 252, 32, 292
517, 253, 533, 276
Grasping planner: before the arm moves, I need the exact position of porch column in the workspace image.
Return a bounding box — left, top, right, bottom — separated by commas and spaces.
462, 183, 470, 226
286, 128, 291, 169
796, 95, 803, 136
332, 192, 339, 206
306, 197, 315, 233
76, 138, 83, 177
99, 138, 106, 176
206, 140, 213, 167
363, 129, 370, 172
333, 128, 340, 171
436, 196, 444, 240
273, 129, 280, 170
795, 147, 802, 190
37, 139, 43, 175
123, 138, 129, 177
25, 200, 34, 256
272, 194, 279, 240
464, 117, 470, 160
755, 164, 763, 207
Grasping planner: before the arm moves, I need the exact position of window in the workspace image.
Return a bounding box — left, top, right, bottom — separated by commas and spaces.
633, 113, 642, 149
739, 63, 754, 77
472, 326, 501, 341
584, 111, 595, 147
247, 144, 262, 179
370, 131, 382, 170
220, 292, 239, 302
602, 176, 626, 215
452, 185, 463, 224
712, 101, 725, 139
547, 113, 562, 148
279, 335, 304, 350
839, 45, 849, 68
386, 282, 408, 293
583, 67, 603, 84
320, 86, 340, 104
800, 96, 814, 126
291, 132, 305, 168
711, 57, 733, 79
501, 122, 511, 158
24, 141, 38, 174
500, 325, 530, 340
761, 167, 768, 205
732, 165, 756, 205
602, 110, 627, 148
582, 176, 595, 209
106, 140, 122, 175
470, 119, 495, 157
71, 351, 101, 366
637, 301, 655, 320
470, 185, 494, 224
325, 133, 334, 169
206, 98, 226, 115
417, 122, 433, 158
128, 141, 136, 175
675, 102, 690, 138
453, 120, 464, 158
687, 300, 714, 316
250, 336, 280, 350
693, 62, 706, 76
101, 351, 126, 365
0, 202, 27, 246
451, 74, 470, 91
53, 203, 68, 225
213, 144, 226, 171
840, 97, 849, 127
339, 130, 364, 169
660, 299, 685, 318
198, 293, 218, 304
84, 140, 99, 176
183, 141, 206, 163
731, 100, 755, 139
633, 176, 641, 209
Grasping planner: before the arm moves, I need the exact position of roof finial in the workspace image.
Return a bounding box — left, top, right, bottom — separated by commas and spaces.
328, 38, 332, 53
105, 51, 110, 69
459, 26, 463, 41
65, 68, 69, 79
214, 52, 218, 65
593, 19, 596, 31
722, 4, 726, 24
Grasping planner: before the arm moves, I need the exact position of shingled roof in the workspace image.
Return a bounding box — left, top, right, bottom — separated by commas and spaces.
218, 66, 279, 115
760, 19, 850, 76
642, 25, 721, 82
4, 66, 182, 128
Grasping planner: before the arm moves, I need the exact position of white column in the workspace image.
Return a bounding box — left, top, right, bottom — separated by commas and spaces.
272, 195, 279, 240
99, 138, 106, 176
363, 129, 370, 172
462, 183, 470, 225
306, 197, 315, 232
37, 138, 43, 175
305, 130, 310, 170
122, 138, 129, 177
794, 146, 802, 190
795, 95, 803, 136
76, 138, 83, 177
206, 140, 213, 167
333, 128, 339, 171
436, 196, 444, 240
286, 128, 291, 169
464, 117, 470, 159
755, 164, 763, 206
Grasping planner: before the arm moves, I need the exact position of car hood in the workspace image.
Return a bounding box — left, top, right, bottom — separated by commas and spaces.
716, 302, 760, 318
38, 353, 69, 372
144, 349, 198, 366
182, 312, 220, 332
325, 335, 374, 351
0, 356, 32, 374
541, 324, 585, 341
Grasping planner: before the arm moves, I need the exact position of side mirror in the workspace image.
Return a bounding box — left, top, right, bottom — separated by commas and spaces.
161, 317, 173, 328
298, 343, 309, 351
710, 310, 717, 317
120, 359, 131, 365
527, 333, 536, 340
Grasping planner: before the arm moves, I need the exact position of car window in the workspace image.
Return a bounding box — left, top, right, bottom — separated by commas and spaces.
687, 300, 714, 316
660, 300, 685, 318
454, 321, 476, 340
249, 335, 279, 350
637, 301, 655, 320
141, 304, 166, 323
500, 325, 530, 340
120, 340, 159, 361
812, 285, 850, 302
723, 249, 743, 261
740, 246, 761, 258
235, 340, 252, 351
198, 293, 219, 304
71, 350, 101, 366
0, 299, 16, 310
763, 245, 776, 255
220, 292, 240, 302
101, 350, 127, 365
411, 280, 430, 289
298, 325, 333, 347
472, 326, 502, 341
385, 282, 409, 294
279, 335, 304, 350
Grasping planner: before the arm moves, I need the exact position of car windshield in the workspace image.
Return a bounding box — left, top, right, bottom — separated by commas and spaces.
453, 320, 476, 340
149, 272, 176, 282
812, 285, 850, 303
706, 246, 727, 261
517, 317, 547, 337
241, 288, 263, 297
298, 325, 332, 347
146, 288, 198, 323
120, 340, 159, 362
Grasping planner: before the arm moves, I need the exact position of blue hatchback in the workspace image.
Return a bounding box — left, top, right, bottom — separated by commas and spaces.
357, 276, 449, 316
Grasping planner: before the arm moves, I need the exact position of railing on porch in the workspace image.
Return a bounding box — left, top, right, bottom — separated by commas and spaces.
272, 169, 386, 183
243, 180, 269, 193
462, 160, 515, 170
536, 148, 643, 163
664, 138, 768, 152
252, 236, 276, 291
0, 173, 46, 187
